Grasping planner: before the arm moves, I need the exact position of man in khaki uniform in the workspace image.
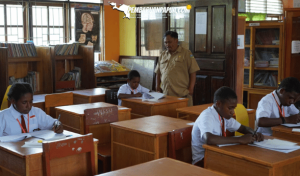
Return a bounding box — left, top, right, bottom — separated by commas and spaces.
155, 31, 200, 106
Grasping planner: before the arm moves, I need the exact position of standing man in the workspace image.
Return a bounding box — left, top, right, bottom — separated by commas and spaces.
155, 31, 200, 106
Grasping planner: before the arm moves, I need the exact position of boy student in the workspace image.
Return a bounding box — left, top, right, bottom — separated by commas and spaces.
191, 86, 264, 167
0, 83, 63, 137
117, 70, 150, 106
256, 77, 300, 136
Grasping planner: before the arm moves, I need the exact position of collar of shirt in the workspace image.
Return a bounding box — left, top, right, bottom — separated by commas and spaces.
126, 83, 140, 93
9, 104, 30, 120
272, 90, 282, 106
166, 45, 182, 55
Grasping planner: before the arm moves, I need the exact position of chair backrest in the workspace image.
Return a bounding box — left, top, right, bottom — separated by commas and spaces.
55, 81, 76, 91
0, 85, 11, 110
105, 89, 118, 105
234, 103, 250, 136
84, 106, 118, 144
168, 126, 193, 163
42, 133, 95, 176
45, 92, 73, 117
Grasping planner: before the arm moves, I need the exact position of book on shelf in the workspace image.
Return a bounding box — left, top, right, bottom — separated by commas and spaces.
254, 72, 277, 87
9, 71, 40, 93
60, 67, 81, 89
53, 43, 81, 56
0, 43, 37, 58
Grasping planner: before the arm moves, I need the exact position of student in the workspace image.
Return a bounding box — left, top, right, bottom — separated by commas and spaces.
117, 70, 150, 106
0, 83, 63, 137
191, 86, 263, 167
256, 77, 300, 136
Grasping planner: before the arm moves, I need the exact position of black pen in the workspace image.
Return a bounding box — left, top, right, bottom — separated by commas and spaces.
55, 114, 61, 130
252, 128, 258, 137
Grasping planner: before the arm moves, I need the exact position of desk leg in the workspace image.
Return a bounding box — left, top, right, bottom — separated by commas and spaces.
111, 127, 114, 171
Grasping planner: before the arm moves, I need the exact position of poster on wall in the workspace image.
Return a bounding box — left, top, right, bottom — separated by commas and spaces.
75, 4, 100, 51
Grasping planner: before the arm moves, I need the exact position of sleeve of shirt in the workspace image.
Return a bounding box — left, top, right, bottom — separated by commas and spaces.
0, 113, 4, 137
117, 84, 128, 96
198, 114, 214, 139
154, 55, 162, 74
256, 97, 273, 120
288, 104, 300, 116
186, 50, 200, 74
226, 118, 241, 132
35, 108, 57, 130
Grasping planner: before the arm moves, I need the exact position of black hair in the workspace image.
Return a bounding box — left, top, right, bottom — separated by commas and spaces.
7, 82, 33, 101
128, 70, 140, 80
213, 86, 237, 103
164, 31, 178, 39
278, 77, 300, 93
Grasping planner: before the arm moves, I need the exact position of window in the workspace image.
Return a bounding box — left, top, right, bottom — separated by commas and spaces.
246, 0, 283, 15
0, 4, 24, 43
32, 4, 64, 45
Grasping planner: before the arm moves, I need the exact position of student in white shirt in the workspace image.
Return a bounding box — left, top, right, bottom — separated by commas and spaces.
0, 83, 63, 137
191, 86, 264, 167
256, 77, 300, 136
117, 70, 150, 106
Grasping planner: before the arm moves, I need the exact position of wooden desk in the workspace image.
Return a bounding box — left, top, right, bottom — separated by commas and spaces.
55, 102, 131, 134
272, 125, 300, 142
121, 96, 188, 119
203, 136, 300, 176
71, 88, 109, 104
110, 115, 193, 170
33, 94, 47, 111
176, 104, 256, 129
0, 130, 98, 176
97, 158, 223, 176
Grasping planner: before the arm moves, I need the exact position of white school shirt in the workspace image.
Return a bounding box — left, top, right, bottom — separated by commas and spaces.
117, 83, 150, 106
0, 105, 57, 136
191, 106, 241, 164
256, 90, 299, 136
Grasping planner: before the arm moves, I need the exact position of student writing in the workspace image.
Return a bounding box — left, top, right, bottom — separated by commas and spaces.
117, 70, 150, 106
0, 83, 63, 136
191, 86, 264, 167
256, 77, 300, 136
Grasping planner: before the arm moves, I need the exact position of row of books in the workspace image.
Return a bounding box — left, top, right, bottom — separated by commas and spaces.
60, 67, 81, 89
54, 43, 81, 56
9, 71, 40, 92
0, 43, 37, 58
255, 50, 278, 61
254, 72, 278, 87
255, 29, 280, 45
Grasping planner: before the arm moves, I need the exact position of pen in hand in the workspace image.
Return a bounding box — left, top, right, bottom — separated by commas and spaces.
252, 128, 258, 137
55, 114, 61, 130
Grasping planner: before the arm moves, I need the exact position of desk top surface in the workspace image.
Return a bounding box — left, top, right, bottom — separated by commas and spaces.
111, 115, 193, 136
0, 131, 95, 158
272, 125, 300, 135
176, 104, 255, 116
203, 136, 300, 167
33, 94, 47, 103
122, 96, 188, 105
71, 88, 109, 96
55, 102, 130, 115
97, 158, 223, 176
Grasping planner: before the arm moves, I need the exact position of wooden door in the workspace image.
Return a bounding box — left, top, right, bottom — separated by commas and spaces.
190, 0, 237, 105
284, 9, 300, 80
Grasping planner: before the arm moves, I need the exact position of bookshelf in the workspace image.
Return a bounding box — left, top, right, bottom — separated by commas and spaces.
0, 46, 53, 102
243, 21, 284, 109
95, 71, 129, 89
50, 45, 95, 93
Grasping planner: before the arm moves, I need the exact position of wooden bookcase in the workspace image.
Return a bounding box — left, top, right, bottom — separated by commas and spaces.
95, 71, 129, 88
0, 46, 52, 102
243, 21, 284, 109
50, 45, 95, 93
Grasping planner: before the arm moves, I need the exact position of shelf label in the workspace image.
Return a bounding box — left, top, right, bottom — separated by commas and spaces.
249, 23, 260, 26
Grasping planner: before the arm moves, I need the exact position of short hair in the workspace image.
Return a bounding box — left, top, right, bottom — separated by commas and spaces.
213, 86, 237, 103
164, 31, 178, 39
278, 77, 300, 93
128, 70, 140, 80
7, 82, 33, 101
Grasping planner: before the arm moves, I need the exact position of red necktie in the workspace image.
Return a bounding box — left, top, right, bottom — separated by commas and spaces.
21, 115, 27, 133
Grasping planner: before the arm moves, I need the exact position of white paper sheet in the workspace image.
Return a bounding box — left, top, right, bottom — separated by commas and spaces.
282, 123, 300, 128
250, 139, 300, 153
237, 35, 244, 49
292, 41, 300, 54
195, 12, 207, 34
142, 92, 165, 102
0, 133, 32, 142
29, 130, 67, 141
292, 128, 300, 132
22, 138, 43, 148
217, 143, 239, 147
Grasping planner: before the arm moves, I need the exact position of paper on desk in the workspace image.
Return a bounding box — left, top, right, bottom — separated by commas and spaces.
250, 139, 300, 153
282, 123, 300, 128
142, 92, 165, 102
292, 128, 300, 132
0, 133, 32, 142
29, 130, 67, 141
22, 138, 43, 148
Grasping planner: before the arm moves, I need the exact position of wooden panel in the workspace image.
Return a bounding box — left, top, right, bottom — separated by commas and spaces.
56, 110, 82, 134
130, 113, 145, 119
78, 46, 95, 89
210, 76, 225, 102
158, 135, 168, 158
194, 7, 208, 53
273, 158, 300, 176
73, 94, 90, 104
193, 75, 211, 105
121, 101, 152, 116
211, 6, 225, 53
272, 130, 300, 143
151, 101, 187, 118
196, 58, 224, 71
89, 124, 111, 144
118, 111, 131, 121
0, 149, 26, 176
248, 93, 265, 109
8, 62, 29, 78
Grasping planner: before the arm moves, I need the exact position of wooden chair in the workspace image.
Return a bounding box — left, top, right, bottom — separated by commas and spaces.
42, 133, 95, 176
84, 106, 118, 173
45, 92, 73, 117
105, 89, 118, 105
234, 104, 250, 136
168, 126, 193, 164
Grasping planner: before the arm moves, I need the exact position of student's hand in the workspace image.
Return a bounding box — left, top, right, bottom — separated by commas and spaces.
254, 132, 264, 142
134, 93, 143, 97
285, 114, 300, 124
52, 121, 64, 134
238, 134, 255, 144
156, 87, 162, 93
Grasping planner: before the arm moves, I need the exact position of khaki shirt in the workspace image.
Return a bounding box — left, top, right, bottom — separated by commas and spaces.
155, 46, 200, 97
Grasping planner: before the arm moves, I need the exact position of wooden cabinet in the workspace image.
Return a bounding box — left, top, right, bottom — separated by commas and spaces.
243, 21, 284, 108
95, 71, 129, 88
